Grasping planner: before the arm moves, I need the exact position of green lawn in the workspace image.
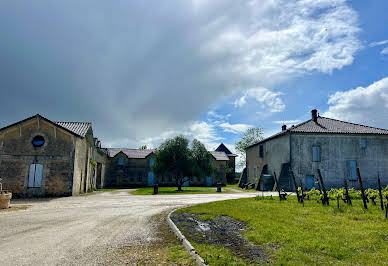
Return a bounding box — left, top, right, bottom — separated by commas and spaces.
131, 186, 228, 195
176, 196, 388, 265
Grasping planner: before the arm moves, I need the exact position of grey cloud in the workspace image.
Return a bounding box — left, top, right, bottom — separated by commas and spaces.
0, 0, 360, 147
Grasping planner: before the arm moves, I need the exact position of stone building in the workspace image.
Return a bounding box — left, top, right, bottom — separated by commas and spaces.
214, 143, 237, 182
0, 114, 107, 197
104, 144, 235, 187
243, 109, 388, 191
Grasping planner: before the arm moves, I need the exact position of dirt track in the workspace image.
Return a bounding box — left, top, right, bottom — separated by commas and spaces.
0, 190, 263, 266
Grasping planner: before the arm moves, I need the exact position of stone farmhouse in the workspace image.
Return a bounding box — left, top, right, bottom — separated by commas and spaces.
243, 109, 388, 191
104, 144, 235, 188
0, 114, 107, 197
0, 114, 235, 197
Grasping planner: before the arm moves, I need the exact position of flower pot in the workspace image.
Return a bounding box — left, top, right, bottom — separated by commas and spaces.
0, 190, 12, 209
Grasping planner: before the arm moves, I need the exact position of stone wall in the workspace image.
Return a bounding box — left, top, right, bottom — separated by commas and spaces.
245, 134, 290, 184
291, 133, 388, 189
0, 118, 75, 197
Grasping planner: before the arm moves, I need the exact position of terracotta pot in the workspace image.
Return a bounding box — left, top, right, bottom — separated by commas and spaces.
0, 191, 12, 209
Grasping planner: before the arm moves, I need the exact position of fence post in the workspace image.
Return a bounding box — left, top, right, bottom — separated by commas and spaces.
273, 172, 282, 201
356, 168, 368, 210
378, 175, 384, 211
290, 170, 300, 202
317, 169, 329, 205
344, 176, 352, 205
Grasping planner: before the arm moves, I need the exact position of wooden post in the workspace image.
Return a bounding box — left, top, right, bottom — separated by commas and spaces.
290, 170, 300, 202
274, 172, 282, 201
317, 169, 329, 205
356, 167, 368, 210
344, 176, 352, 205
378, 175, 384, 211
385, 203, 388, 220
299, 180, 304, 207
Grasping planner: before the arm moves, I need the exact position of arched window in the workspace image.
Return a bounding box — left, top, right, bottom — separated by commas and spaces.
32, 135, 45, 147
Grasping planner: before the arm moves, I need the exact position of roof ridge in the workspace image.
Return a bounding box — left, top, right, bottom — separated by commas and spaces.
55, 121, 92, 124
320, 116, 388, 132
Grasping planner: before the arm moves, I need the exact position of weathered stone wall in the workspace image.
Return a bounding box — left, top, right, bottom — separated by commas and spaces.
291, 133, 388, 189
0, 118, 75, 197
245, 134, 290, 184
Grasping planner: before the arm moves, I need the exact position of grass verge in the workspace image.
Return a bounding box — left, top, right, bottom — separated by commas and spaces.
131, 186, 229, 195
175, 196, 388, 265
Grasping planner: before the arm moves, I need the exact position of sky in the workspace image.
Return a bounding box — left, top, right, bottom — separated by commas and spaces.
0, 0, 387, 166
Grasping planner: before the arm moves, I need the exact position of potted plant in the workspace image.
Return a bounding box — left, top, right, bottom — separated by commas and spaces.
0, 178, 12, 209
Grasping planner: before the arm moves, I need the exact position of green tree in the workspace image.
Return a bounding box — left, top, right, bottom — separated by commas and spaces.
191, 139, 215, 182
152, 136, 194, 191
235, 127, 264, 169
139, 145, 147, 150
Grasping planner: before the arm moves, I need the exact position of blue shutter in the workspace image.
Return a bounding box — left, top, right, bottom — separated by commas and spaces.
34, 164, 43, 187
149, 157, 155, 166
312, 146, 321, 162
348, 160, 357, 180
360, 138, 367, 149
28, 164, 36, 188
118, 157, 124, 165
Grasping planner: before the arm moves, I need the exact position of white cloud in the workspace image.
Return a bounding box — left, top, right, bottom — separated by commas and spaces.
381, 47, 388, 55
273, 120, 302, 124
137, 121, 224, 149
207, 111, 231, 121
218, 122, 253, 134
369, 40, 388, 47
324, 77, 388, 128
234, 87, 285, 113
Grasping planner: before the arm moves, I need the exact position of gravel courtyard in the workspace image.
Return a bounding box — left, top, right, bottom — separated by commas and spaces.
0, 190, 261, 266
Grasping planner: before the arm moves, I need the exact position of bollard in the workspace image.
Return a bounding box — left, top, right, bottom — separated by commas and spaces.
217, 183, 222, 193
153, 184, 159, 195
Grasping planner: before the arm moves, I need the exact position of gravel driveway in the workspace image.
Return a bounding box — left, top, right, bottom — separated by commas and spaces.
0, 190, 261, 266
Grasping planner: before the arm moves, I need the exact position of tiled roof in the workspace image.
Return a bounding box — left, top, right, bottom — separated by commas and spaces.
55, 122, 92, 138
210, 151, 229, 161
246, 116, 388, 149
215, 143, 237, 157
107, 148, 155, 158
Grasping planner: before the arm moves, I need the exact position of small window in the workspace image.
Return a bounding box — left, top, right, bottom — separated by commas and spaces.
32, 135, 45, 147
28, 164, 43, 188
360, 138, 367, 149
312, 146, 321, 162
259, 145, 264, 158
149, 157, 155, 167
117, 157, 124, 165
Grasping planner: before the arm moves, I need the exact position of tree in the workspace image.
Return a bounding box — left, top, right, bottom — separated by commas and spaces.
139, 145, 147, 150
235, 127, 264, 169
152, 136, 194, 191
191, 139, 215, 182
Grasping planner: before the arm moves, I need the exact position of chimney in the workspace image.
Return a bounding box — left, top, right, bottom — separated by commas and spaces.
282, 125, 287, 131
311, 109, 318, 122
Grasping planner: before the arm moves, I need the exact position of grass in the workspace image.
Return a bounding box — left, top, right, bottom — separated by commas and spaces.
131, 186, 229, 195
176, 196, 388, 265
226, 183, 257, 192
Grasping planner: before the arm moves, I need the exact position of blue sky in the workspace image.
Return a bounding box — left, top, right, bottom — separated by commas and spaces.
0, 0, 387, 164
195, 0, 388, 154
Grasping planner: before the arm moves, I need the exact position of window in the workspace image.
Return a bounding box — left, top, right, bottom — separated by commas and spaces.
259, 145, 264, 158
312, 146, 321, 162
32, 135, 45, 147
149, 157, 155, 166
117, 157, 124, 165
360, 138, 367, 149
347, 160, 357, 181
28, 164, 43, 188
